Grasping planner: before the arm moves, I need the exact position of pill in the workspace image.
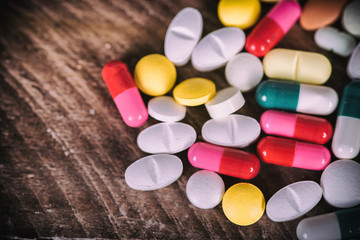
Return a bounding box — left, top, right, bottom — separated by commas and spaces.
137, 122, 196, 154
102, 60, 148, 127
186, 170, 225, 209
300, 0, 348, 31
222, 183, 265, 226
320, 160, 360, 208
173, 78, 216, 106
256, 80, 338, 116
297, 207, 360, 240
257, 136, 331, 170
263, 49, 332, 84
260, 110, 333, 144
342, 0, 360, 38
205, 87, 245, 119
125, 154, 183, 191
134, 54, 176, 96
188, 142, 260, 179
347, 43, 360, 80
217, 0, 261, 29
245, 0, 301, 57
191, 27, 245, 72
202, 114, 260, 148
148, 96, 186, 122
332, 82, 360, 159
225, 53, 263, 92
266, 181, 322, 222
164, 7, 203, 66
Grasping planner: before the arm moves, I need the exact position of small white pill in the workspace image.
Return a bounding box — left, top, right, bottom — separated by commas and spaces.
165, 7, 203, 66
125, 154, 183, 191
191, 27, 245, 72
342, 0, 360, 38
320, 159, 360, 208
205, 87, 245, 119
186, 170, 225, 209
225, 53, 264, 92
314, 27, 356, 57
148, 96, 186, 122
266, 181, 322, 222
347, 43, 360, 80
137, 122, 196, 154
201, 114, 260, 148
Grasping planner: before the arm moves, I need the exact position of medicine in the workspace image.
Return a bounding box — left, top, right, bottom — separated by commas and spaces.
164, 7, 203, 66
256, 80, 338, 116
134, 54, 176, 96
342, 0, 360, 38
260, 110, 333, 144
257, 136, 331, 170
186, 170, 225, 209
263, 49, 332, 84
217, 0, 261, 29
102, 60, 148, 127
222, 183, 265, 226
321, 160, 360, 208
347, 43, 360, 80
202, 114, 260, 148
148, 96, 186, 122
332, 82, 360, 159
191, 27, 245, 71
245, 0, 301, 57
297, 207, 360, 240
188, 142, 260, 179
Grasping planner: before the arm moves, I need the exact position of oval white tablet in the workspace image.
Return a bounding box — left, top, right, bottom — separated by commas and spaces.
191, 27, 246, 72
186, 170, 225, 209
225, 53, 264, 92
342, 0, 360, 38
137, 122, 196, 154
320, 159, 360, 208
201, 114, 260, 148
125, 154, 183, 191
314, 27, 356, 57
266, 181, 322, 222
205, 87, 245, 119
165, 7, 203, 66
148, 96, 186, 122
347, 43, 360, 80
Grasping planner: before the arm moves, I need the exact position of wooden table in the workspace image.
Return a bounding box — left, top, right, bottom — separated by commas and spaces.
0, 0, 357, 239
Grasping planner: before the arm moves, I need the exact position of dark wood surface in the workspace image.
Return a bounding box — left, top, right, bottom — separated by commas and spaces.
0, 0, 358, 239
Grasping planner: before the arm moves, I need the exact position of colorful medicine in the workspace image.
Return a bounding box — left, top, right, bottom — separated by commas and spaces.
188, 142, 260, 179
257, 136, 331, 170
256, 80, 338, 115
260, 110, 333, 144
245, 0, 301, 57
342, 0, 360, 38
102, 60, 148, 127
332, 82, 360, 159
148, 96, 186, 122
347, 43, 360, 80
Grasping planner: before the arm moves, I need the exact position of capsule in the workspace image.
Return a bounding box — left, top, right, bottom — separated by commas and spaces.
245, 0, 301, 57
102, 61, 148, 127
257, 136, 330, 170
256, 80, 338, 116
297, 207, 360, 240
260, 110, 333, 144
332, 82, 360, 159
188, 142, 260, 179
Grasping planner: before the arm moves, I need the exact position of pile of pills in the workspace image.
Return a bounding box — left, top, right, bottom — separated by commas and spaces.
101, 0, 360, 239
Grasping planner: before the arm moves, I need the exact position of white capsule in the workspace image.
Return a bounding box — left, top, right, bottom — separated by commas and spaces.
148, 96, 186, 122
342, 0, 360, 38
347, 43, 360, 80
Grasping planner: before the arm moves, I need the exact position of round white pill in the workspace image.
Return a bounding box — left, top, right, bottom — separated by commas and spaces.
225, 53, 264, 92
125, 154, 183, 191
342, 0, 360, 38
205, 87, 245, 119
148, 96, 186, 122
347, 43, 360, 80
186, 170, 225, 209
266, 181, 322, 222
320, 160, 360, 208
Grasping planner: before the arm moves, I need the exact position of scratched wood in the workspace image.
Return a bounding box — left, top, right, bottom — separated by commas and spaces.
0, 0, 358, 239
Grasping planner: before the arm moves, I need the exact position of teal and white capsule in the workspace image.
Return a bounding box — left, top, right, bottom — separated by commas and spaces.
332, 82, 360, 159
256, 80, 338, 115
297, 207, 360, 240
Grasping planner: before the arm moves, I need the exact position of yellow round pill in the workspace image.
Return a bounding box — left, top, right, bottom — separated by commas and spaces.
218, 0, 261, 29
173, 78, 216, 106
134, 54, 176, 96
222, 183, 265, 226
